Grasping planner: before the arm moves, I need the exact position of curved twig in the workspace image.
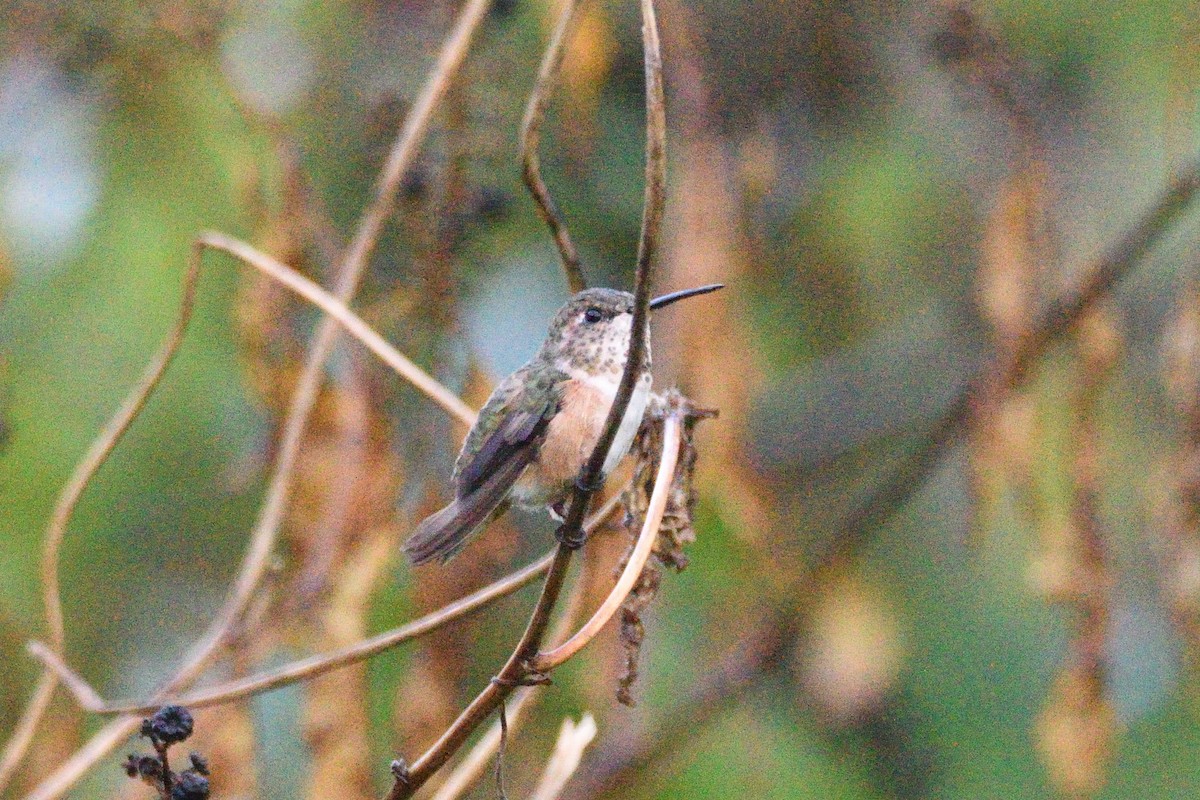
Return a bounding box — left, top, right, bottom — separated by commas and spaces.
23, 4, 492, 798
532, 416, 678, 669
32, 557, 548, 716
31, 493, 624, 716
196, 232, 477, 426
521, 0, 587, 292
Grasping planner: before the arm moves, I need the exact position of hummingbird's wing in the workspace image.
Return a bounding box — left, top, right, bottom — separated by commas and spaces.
454, 364, 564, 498
403, 366, 564, 565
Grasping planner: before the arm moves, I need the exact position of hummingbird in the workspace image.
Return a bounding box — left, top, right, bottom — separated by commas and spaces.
404, 282, 723, 565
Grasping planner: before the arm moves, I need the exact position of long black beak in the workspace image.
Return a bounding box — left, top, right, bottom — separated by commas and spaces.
649, 283, 724, 310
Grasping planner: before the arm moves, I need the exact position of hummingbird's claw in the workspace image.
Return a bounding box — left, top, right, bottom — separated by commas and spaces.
555, 522, 588, 550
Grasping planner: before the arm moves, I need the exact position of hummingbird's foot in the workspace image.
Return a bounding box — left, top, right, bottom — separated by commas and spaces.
548, 499, 568, 521
555, 522, 588, 550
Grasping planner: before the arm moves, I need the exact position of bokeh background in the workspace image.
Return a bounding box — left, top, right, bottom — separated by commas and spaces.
3, 0, 1200, 798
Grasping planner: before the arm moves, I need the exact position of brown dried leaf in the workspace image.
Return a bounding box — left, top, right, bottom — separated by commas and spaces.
657, 72, 771, 544
302, 531, 395, 800
1155, 289, 1200, 648
614, 391, 712, 706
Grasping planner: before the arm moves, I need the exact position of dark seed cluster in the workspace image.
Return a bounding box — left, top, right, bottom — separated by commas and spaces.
123, 706, 210, 800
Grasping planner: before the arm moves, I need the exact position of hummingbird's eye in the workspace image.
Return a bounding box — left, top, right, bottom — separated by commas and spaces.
583, 307, 603, 323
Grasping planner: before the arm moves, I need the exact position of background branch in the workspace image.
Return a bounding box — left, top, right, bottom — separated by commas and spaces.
0, 252, 200, 795
521, 0, 588, 293
195, 232, 477, 426
20, 3, 491, 796
32, 489, 623, 716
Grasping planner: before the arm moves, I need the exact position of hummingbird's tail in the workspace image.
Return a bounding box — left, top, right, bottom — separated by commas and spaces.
405, 434, 539, 565
403, 496, 511, 565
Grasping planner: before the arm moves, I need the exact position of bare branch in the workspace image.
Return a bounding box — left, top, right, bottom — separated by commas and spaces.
521, 0, 587, 292
24, 644, 105, 711
386, 4, 666, 794
32, 557, 547, 716
31, 490, 623, 718
23, 3, 492, 796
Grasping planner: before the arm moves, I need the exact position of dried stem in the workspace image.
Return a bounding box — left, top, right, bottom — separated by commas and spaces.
528, 714, 598, 800
32, 558, 545, 716
385, 3, 665, 795
31, 493, 622, 716
1035, 310, 1118, 797
521, 0, 587, 292
532, 419, 677, 669
22, 4, 491, 797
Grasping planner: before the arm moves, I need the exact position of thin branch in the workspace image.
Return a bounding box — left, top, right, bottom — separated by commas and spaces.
31, 491, 623, 716
532, 419, 678, 669
557, 0, 666, 537
23, 4, 491, 797
428, 530, 601, 800
387, 4, 665, 795
196, 232, 477, 426
33, 557, 546, 716
23, 645, 105, 710
563, 160, 1200, 800
521, 0, 587, 292
1016, 165, 1200, 377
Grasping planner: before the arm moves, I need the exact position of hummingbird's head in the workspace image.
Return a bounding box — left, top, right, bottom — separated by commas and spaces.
542, 288, 640, 378
539, 283, 724, 378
